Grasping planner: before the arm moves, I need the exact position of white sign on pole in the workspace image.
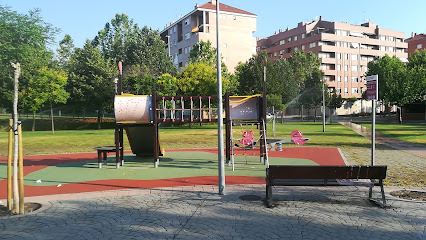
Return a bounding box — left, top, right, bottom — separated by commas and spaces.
366, 75, 378, 100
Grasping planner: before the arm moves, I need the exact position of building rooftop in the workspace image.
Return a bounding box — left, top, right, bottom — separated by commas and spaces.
198, 1, 256, 16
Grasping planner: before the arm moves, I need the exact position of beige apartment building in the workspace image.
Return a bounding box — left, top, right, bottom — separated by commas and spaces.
257, 17, 408, 101
160, 1, 257, 73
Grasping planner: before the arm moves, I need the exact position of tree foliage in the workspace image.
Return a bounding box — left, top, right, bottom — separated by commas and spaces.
0, 5, 57, 110
92, 13, 176, 76
189, 40, 217, 66
367, 54, 426, 106
67, 40, 116, 114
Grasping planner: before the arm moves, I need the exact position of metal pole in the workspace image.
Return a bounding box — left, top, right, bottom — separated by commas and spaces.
371, 99, 375, 166
322, 78, 326, 132
216, 0, 225, 195
18, 121, 24, 214
7, 119, 13, 210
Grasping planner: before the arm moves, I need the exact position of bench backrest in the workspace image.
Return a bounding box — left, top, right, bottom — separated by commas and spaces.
267, 165, 387, 180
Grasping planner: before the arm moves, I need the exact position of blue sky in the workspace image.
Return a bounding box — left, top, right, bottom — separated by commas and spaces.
1, 0, 425, 50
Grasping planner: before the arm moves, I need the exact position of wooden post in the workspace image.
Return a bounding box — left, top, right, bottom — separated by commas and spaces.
7, 119, 13, 211
18, 121, 24, 214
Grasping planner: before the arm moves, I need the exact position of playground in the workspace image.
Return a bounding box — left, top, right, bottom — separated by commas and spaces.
0, 147, 345, 198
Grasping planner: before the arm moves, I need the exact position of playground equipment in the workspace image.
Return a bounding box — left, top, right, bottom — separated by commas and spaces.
113, 91, 220, 168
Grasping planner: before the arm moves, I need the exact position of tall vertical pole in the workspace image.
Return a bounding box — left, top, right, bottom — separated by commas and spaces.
216, 0, 225, 195
371, 99, 376, 166
322, 77, 326, 132
7, 119, 13, 210
262, 57, 268, 164
18, 122, 24, 214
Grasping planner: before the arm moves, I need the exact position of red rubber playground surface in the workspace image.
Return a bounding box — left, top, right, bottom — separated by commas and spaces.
0, 147, 345, 198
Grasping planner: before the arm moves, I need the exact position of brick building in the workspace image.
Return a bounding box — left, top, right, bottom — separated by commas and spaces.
405, 33, 426, 55
257, 17, 408, 100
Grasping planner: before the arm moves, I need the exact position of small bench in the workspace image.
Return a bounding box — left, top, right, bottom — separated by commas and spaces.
266, 165, 387, 208
94, 146, 122, 168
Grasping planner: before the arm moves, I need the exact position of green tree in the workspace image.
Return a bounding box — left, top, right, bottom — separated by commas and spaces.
56, 34, 74, 69
177, 62, 217, 96
0, 5, 57, 111
189, 40, 217, 66
157, 73, 178, 96
38, 67, 69, 134
235, 51, 270, 95
328, 89, 344, 124
122, 65, 156, 95
93, 14, 176, 76
406, 50, 426, 102
298, 68, 326, 121
67, 40, 116, 128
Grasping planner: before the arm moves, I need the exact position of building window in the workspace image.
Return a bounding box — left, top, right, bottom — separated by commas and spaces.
388, 46, 394, 52
344, 76, 348, 82
337, 65, 341, 71
286, 48, 291, 53
302, 33, 305, 39
185, 18, 190, 26
274, 52, 277, 57
352, 88, 358, 93
169, 29, 173, 35
417, 44, 423, 49
294, 36, 298, 41
185, 33, 190, 40
336, 41, 341, 47
344, 54, 349, 60
352, 65, 358, 71
351, 77, 358, 82
343, 42, 348, 48
279, 50, 284, 55
344, 87, 348, 93
287, 37, 291, 42
223, 43, 227, 48
338, 76, 341, 82
309, 42, 316, 48
321, 64, 326, 70
351, 54, 358, 60
279, 40, 285, 45
179, 62, 183, 67
337, 53, 341, 59
178, 48, 182, 54
294, 47, 298, 51
380, 46, 386, 51
301, 45, 305, 50
337, 87, 341, 93
344, 65, 348, 71
173, 26, 177, 33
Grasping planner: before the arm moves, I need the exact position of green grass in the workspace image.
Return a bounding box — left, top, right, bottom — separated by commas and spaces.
0, 122, 368, 157
359, 122, 426, 145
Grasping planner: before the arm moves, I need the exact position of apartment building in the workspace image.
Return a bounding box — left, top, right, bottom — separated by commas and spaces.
257, 17, 408, 99
405, 33, 426, 55
160, 0, 257, 73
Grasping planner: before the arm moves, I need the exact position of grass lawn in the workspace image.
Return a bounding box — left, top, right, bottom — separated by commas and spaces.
359, 122, 426, 145
0, 122, 368, 157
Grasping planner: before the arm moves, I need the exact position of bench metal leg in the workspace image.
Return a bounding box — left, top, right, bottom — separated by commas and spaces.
266, 183, 273, 208
380, 180, 386, 206
97, 151, 102, 169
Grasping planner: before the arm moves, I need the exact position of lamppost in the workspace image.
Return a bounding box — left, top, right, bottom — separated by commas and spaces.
360, 86, 363, 114
112, 77, 118, 95
322, 76, 326, 132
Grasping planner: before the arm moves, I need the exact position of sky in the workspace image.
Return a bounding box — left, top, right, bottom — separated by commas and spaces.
1, 0, 426, 50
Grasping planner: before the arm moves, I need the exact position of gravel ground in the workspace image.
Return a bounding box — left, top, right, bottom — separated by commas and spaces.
339, 142, 425, 188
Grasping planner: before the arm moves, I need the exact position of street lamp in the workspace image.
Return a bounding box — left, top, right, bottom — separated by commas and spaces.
112, 77, 118, 95
322, 76, 326, 132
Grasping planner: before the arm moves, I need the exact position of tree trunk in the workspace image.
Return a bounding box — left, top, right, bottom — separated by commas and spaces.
281, 110, 284, 124
32, 111, 36, 132
314, 108, 317, 122
51, 105, 55, 135
11, 62, 21, 213
97, 110, 102, 130
72, 109, 75, 122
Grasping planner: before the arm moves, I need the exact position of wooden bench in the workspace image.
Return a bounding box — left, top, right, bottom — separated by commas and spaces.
94, 146, 122, 168
266, 165, 387, 208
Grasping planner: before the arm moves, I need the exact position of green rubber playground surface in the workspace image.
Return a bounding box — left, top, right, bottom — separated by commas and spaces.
22, 151, 316, 186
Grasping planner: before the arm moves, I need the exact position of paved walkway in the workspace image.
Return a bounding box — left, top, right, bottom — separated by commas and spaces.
1, 185, 425, 240
340, 121, 426, 159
